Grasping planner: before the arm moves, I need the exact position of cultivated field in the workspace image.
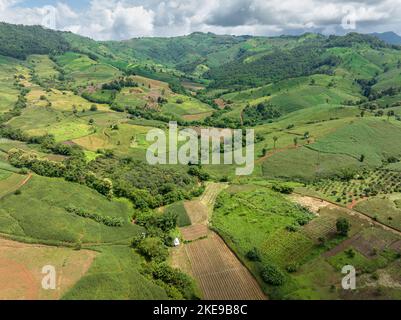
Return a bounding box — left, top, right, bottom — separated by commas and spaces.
185, 232, 266, 300
173, 183, 265, 299
0, 238, 96, 300
3, 24, 401, 300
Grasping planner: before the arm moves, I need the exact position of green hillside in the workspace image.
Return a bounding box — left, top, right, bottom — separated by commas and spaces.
1, 22, 401, 301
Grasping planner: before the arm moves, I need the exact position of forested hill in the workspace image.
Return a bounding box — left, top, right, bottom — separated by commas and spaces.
371, 31, 401, 45
0, 23, 70, 59
0, 22, 399, 89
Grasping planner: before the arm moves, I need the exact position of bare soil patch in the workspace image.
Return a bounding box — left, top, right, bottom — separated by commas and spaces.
0, 238, 96, 300
181, 225, 208, 242
290, 194, 331, 214
182, 112, 213, 121
214, 99, 226, 109
323, 234, 362, 258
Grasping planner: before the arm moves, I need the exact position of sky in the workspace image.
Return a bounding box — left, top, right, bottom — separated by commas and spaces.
0, 0, 401, 40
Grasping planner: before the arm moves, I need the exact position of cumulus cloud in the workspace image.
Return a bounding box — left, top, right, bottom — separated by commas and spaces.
0, 0, 401, 39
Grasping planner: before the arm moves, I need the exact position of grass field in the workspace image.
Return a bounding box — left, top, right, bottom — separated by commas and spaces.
0, 169, 11, 181
221, 74, 362, 117
46, 89, 109, 113
73, 122, 153, 160
7, 105, 62, 132
55, 52, 121, 87
355, 194, 401, 231
0, 173, 29, 199
328, 47, 383, 79
164, 202, 191, 227
0, 175, 142, 245
260, 118, 401, 181
308, 118, 401, 167
0, 160, 19, 173
212, 186, 315, 269
28, 55, 59, 81
162, 94, 214, 119
212, 183, 401, 299
0, 56, 19, 114
27, 119, 93, 142
63, 246, 169, 300
171, 183, 265, 300
262, 145, 363, 181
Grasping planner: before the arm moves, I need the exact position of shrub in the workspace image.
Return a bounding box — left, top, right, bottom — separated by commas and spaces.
285, 263, 299, 273
188, 166, 210, 181
261, 264, 285, 286
65, 206, 124, 227
336, 218, 351, 236
137, 237, 169, 262
272, 184, 294, 194
345, 249, 355, 258
149, 262, 198, 300
286, 225, 298, 232
246, 247, 261, 262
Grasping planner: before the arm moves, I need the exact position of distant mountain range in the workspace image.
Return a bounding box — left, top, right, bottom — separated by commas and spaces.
370, 32, 401, 45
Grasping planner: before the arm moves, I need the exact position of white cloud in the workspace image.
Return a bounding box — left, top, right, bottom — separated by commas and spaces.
1, 0, 401, 39
73, 1, 155, 40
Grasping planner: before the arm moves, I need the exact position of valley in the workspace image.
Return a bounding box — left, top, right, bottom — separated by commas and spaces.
0, 22, 401, 300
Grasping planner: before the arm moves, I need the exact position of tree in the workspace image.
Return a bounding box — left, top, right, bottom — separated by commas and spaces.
293, 137, 298, 147
188, 166, 210, 181
136, 237, 168, 262
273, 136, 278, 149
272, 184, 294, 194
262, 147, 268, 157
336, 217, 351, 236
360, 154, 365, 163
246, 247, 261, 262
90, 104, 98, 112
261, 264, 285, 286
